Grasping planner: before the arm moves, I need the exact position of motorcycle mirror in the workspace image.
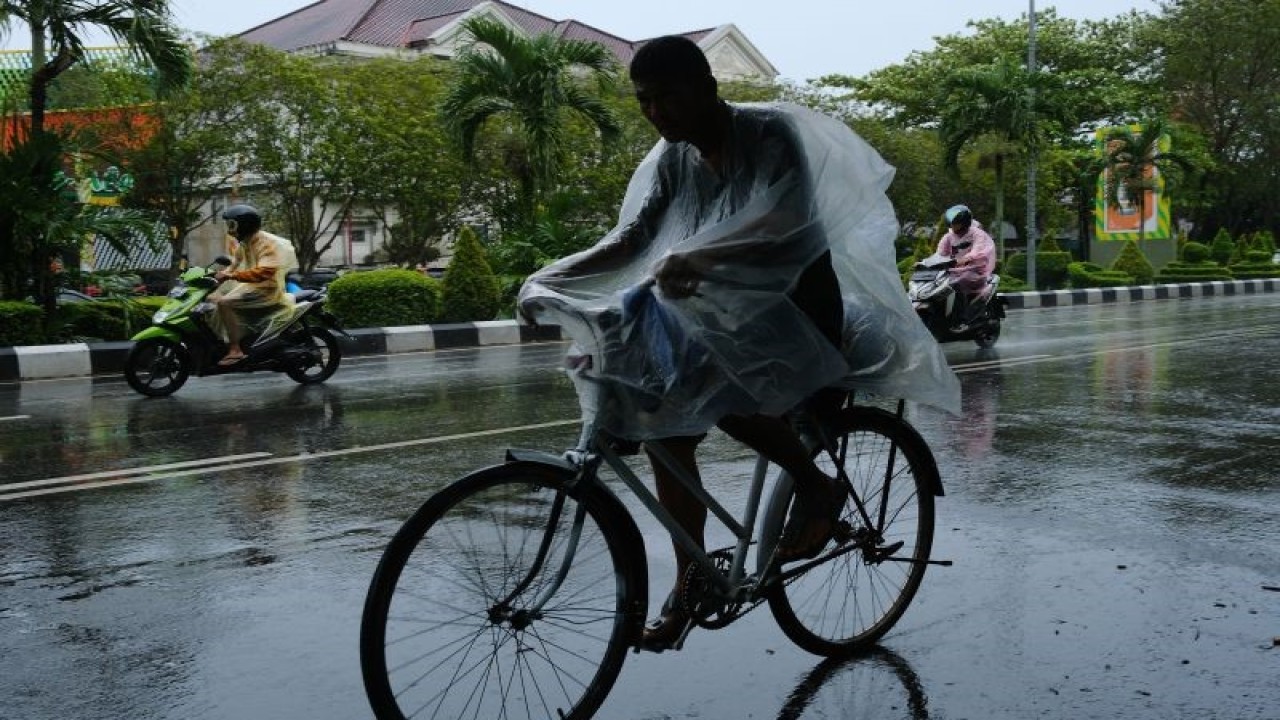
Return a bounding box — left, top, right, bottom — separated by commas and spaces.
213, 256, 233, 267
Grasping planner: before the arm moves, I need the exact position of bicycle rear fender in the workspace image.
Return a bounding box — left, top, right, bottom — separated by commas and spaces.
502, 451, 651, 645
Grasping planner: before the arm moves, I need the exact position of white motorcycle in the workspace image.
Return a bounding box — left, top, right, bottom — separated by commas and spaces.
908, 253, 1005, 348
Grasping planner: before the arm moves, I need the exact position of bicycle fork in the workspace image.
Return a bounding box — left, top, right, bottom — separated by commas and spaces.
489, 490, 588, 627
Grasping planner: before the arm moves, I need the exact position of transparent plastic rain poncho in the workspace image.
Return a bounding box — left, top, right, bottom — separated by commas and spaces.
518, 102, 960, 440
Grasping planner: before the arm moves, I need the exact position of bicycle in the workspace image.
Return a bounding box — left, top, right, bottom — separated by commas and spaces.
360, 386, 947, 720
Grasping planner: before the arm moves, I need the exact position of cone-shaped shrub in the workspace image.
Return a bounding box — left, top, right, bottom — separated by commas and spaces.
1209, 229, 1234, 266
1110, 239, 1155, 285
440, 226, 501, 322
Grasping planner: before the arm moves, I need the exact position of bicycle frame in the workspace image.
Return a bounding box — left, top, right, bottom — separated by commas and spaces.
596, 437, 775, 600
508, 370, 925, 633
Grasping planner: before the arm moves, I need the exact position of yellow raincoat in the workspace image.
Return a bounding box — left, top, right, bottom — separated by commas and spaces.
212, 231, 297, 340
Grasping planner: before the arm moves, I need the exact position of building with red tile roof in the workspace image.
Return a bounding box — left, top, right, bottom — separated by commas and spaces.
237, 0, 777, 80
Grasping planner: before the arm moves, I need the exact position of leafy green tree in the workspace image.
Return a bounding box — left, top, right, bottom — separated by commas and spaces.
938, 59, 1031, 257
119, 38, 253, 284
0, 0, 191, 133
440, 226, 500, 322
1148, 0, 1280, 238
215, 41, 361, 272
837, 10, 1150, 128
43, 58, 153, 111
827, 9, 1154, 250
338, 56, 465, 269
441, 16, 621, 218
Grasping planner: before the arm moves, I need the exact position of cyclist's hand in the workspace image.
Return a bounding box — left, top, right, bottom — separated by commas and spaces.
655, 253, 701, 299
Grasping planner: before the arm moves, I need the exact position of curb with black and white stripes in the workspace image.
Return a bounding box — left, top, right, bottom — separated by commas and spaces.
0, 321, 564, 383
1002, 277, 1279, 309
1, 277, 1277, 383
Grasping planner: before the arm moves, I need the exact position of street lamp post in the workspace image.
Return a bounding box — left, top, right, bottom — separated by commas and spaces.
1026, 0, 1038, 289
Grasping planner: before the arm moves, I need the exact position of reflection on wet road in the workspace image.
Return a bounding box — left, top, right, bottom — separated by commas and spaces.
1, 294, 1278, 719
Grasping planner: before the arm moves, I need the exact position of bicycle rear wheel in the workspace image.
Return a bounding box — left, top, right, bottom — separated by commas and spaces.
361, 464, 639, 720
769, 408, 938, 656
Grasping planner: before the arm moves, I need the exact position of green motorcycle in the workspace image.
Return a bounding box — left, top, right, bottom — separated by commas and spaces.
124, 257, 348, 397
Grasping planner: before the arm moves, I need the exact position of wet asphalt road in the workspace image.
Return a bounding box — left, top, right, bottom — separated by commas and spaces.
1, 294, 1278, 720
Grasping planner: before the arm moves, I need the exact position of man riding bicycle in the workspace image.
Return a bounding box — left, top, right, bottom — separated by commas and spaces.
518, 36, 958, 651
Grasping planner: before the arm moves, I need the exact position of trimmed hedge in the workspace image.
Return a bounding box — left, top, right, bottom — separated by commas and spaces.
0, 301, 45, 346
1228, 252, 1280, 279
1005, 250, 1073, 290
327, 269, 442, 328
1068, 262, 1133, 288
997, 276, 1028, 292
1182, 241, 1211, 264
53, 298, 163, 341
1156, 261, 1233, 282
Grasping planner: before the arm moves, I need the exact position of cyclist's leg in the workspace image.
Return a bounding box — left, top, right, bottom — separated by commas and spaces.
641, 434, 704, 649
717, 412, 846, 561
644, 435, 706, 583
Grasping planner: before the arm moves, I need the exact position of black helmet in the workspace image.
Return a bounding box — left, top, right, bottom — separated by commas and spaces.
944, 204, 973, 227
221, 204, 262, 239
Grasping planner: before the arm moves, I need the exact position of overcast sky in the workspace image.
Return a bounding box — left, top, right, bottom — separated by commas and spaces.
4, 0, 1162, 81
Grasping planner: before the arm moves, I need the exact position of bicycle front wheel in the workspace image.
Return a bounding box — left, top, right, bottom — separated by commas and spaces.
769, 408, 938, 656
361, 464, 639, 720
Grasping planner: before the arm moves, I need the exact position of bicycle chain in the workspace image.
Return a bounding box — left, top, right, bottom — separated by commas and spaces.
677, 548, 767, 629
678, 526, 869, 630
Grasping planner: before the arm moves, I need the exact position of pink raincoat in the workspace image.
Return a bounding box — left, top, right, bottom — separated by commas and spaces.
936, 221, 996, 296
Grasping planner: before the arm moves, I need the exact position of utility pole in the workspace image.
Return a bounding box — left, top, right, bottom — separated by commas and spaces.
1026, 0, 1039, 288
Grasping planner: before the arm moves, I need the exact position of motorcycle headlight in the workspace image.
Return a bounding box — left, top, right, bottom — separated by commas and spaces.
153, 310, 170, 323
167, 286, 186, 299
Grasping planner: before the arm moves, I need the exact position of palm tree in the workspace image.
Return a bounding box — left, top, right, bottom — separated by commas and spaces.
0, 121, 157, 315
1100, 118, 1195, 245
939, 57, 1072, 259
441, 16, 620, 211
0, 0, 192, 133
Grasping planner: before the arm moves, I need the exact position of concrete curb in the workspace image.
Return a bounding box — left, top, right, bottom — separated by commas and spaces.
0, 321, 566, 383
1002, 277, 1279, 309
1, 277, 1277, 383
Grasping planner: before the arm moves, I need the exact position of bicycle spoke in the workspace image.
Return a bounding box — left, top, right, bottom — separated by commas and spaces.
363, 468, 632, 720
770, 409, 936, 656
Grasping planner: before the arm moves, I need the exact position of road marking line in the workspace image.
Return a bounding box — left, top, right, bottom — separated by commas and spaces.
0, 415, 30, 422
0, 421, 580, 502
953, 355, 1052, 372
1, 453, 274, 493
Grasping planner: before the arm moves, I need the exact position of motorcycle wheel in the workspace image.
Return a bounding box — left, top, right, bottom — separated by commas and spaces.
125, 338, 190, 397
286, 327, 341, 385
974, 319, 1001, 349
